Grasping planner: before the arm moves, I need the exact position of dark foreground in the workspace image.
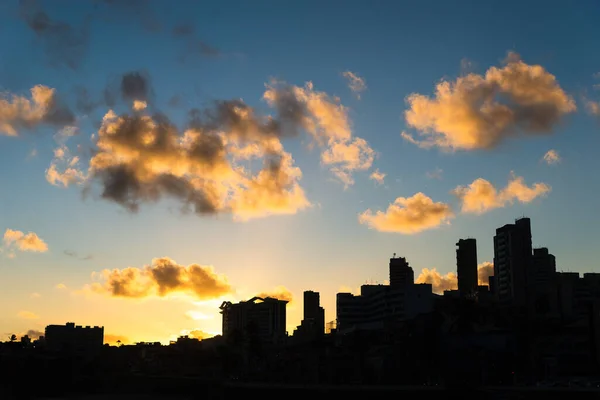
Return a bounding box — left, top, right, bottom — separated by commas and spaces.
3, 377, 600, 400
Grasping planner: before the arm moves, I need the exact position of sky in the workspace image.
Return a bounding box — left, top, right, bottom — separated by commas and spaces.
1, 0, 600, 345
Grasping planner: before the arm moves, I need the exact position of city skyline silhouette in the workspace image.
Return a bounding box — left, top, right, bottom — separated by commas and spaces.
2, 0, 600, 397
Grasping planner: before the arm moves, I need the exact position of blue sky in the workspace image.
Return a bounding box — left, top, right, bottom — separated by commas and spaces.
1, 0, 600, 344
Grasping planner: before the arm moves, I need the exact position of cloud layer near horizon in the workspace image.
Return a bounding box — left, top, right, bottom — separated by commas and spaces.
416, 262, 494, 294
402, 52, 576, 151
87, 257, 231, 300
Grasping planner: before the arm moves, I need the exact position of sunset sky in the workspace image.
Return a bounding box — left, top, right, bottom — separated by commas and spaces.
2, 0, 600, 345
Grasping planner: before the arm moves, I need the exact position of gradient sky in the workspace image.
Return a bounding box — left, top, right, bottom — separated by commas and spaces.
1, 0, 600, 345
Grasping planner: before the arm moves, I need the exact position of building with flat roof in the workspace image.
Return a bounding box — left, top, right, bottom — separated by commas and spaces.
220, 296, 288, 344
45, 322, 104, 356
457, 238, 478, 298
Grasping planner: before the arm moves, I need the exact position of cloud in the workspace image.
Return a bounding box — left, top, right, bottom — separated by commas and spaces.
86, 99, 311, 220
402, 52, 576, 151
426, 167, 443, 180
369, 169, 386, 184
416, 268, 457, 294
185, 310, 213, 320
584, 98, 600, 117
264, 80, 375, 186
182, 329, 214, 340
453, 174, 551, 214
87, 257, 231, 300
19, 0, 90, 69
342, 71, 367, 99
477, 262, 494, 286
542, 149, 561, 165
0, 85, 74, 136
358, 193, 454, 234
55, 283, 67, 289
3, 229, 48, 253
104, 334, 129, 345
30, 293, 41, 298
64, 250, 93, 260
256, 285, 293, 303
121, 71, 152, 103
415, 262, 494, 294
17, 311, 39, 320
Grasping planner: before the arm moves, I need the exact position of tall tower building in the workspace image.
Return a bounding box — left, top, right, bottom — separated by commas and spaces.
456, 238, 478, 297
389, 255, 414, 287
493, 217, 533, 307
303, 290, 325, 335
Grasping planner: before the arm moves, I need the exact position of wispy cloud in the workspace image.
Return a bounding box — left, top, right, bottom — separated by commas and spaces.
542, 149, 561, 165
17, 311, 39, 320
369, 169, 386, 185
342, 71, 367, 99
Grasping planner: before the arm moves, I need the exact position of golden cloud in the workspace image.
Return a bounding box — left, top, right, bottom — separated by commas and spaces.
369, 169, 386, 184
264, 81, 375, 186
358, 192, 454, 234
3, 229, 48, 253
0, 85, 74, 136
88, 257, 231, 300
416, 262, 494, 294
256, 285, 293, 303
17, 311, 39, 320
403, 52, 575, 151
453, 174, 551, 214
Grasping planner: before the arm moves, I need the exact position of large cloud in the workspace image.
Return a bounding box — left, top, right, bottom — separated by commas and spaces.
358, 193, 454, 234
416, 262, 494, 294
86, 103, 310, 220
3, 229, 48, 253
264, 81, 375, 187
88, 257, 231, 300
453, 175, 551, 214
402, 52, 576, 151
0, 85, 74, 136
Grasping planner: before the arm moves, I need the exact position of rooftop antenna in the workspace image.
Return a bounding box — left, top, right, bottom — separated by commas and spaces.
393, 252, 396, 258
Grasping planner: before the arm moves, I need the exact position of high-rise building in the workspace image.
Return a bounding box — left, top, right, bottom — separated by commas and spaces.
45, 322, 104, 355
456, 238, 478, 297
220, 296, 288, 344
303, 290, 325, 335
493, 217, 533, 307
389, 255, 414, 287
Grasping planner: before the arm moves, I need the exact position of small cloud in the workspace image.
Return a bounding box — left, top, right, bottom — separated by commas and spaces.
30, 293, 41, 298
17, 311, 39, 320
3, 229, 48, 254
256, 285, 293, 303
369, 169, 386, 185
341, 71, 367, 99
133, 100, 147, 111
542, 149, 561, 165
180, 329, 214, 341
584, 98, 600, 117
27, 148, 38, 159
55, 283, 67, 290
416, 268, 457, 294
453, 174, 551, 214
359, 193, 454, 234
185, 310, 213, 320
426, 167, 443, 180
23, 329, 44, 340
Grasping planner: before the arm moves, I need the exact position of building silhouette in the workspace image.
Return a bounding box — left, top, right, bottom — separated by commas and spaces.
456, 238, 478, 298
389, 255, 414, 287
45, 322, 104, 356
220, 296, 287, 344
493, 217, 533, 307
292, 291, 325, 341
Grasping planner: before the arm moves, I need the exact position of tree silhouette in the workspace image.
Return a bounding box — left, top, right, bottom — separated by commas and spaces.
9, 334, 16, 342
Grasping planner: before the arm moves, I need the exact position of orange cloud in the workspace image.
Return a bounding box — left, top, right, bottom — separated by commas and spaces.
403, 52, 575, 151
256, 285, 293, 303
358, 192, 454, 234
542, 149, 561, 165
264, 81, 375, 187
3, 229, 48, 253
0, 85, 74, 136
180, 329, 215, 340
416, 262, 494, 294
453, 175, 551, 214
17, 311, 39, 320
88, 257, 231, 300
369, 169, 386, 185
